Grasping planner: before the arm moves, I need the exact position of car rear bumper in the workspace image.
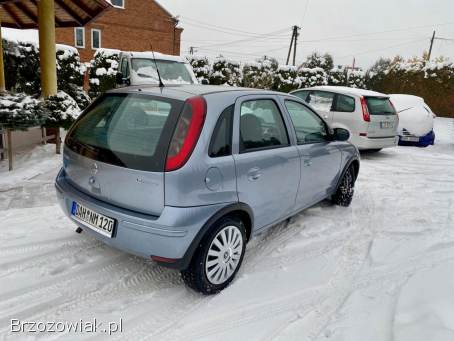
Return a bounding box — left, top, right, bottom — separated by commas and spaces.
55, 168, 231, 270
351, 135, 398, 150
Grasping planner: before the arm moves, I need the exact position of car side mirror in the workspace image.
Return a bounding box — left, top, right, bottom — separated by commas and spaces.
201, 79, 209, 85
333, 128, 350, 142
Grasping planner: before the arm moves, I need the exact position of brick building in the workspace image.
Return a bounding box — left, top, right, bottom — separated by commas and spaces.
55, 0, 183, 62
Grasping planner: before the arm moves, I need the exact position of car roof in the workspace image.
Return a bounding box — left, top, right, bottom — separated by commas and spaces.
108, 84, 282, 101
119, 51, 188, 63
293, 86, 389, 98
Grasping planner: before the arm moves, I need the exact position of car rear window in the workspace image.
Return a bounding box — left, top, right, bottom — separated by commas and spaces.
66, 93, 184, 171
366, 97, 396, 115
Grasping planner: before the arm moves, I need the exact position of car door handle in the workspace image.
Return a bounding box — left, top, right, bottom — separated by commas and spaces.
303, 159, 312, 167
247, 167, 262, 181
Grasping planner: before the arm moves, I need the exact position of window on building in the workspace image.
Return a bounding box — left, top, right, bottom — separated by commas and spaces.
110, 0, 125, 8
92, 29, 102, 49
74, 27, 85, 48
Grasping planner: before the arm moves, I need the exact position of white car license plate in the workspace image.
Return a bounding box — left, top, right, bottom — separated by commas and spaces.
401, 136, 419, 142
71, 201, 115, 238
380, 121, 393, 129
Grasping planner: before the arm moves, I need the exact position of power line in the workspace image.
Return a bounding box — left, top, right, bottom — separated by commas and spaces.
180, 16, 289, 38
302, 21, 454, 43
338, 38, 426, 59
197, 28, 290, 49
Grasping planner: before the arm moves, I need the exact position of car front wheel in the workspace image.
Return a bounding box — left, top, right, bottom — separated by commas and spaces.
181, 216, 246, 295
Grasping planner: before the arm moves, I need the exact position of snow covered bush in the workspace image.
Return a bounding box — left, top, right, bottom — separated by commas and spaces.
88, 48, 120, 98
302, 52, 334, 73
242, 57, 278, 89
209, 57, 242, 86
299, 67, 328, 88
56, 45, 90, 110
38, 91, 81, 129
328, 66, 348, 86
13, 42, 41, 95
186, 55, 211, 84
0, 93, 42, 130
366, 55, 454, 117
273, 65, 301, 92
347, 70, 366, 88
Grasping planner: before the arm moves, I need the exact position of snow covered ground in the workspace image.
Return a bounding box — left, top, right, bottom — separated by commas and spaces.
0, 118, 453, 341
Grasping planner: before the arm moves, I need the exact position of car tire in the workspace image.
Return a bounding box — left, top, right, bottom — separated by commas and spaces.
332, 165, 356, 207
181, 216, 246, 295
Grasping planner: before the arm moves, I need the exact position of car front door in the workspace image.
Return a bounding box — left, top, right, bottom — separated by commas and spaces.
284, 100, 342, 209
233, 96, 300, 231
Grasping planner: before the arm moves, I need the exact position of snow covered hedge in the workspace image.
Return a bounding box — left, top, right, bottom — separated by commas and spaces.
187, 55, 210, 84
209, 57, 242, 86
0, 93, 42, 130
366, 56, 454, 117
88, 48, 120, 98
2, 39, 89, 111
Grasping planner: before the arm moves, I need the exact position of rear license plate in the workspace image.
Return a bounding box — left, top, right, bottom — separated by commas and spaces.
401, 136, 419, 142
380, 121, 393, 129
71, 201, 115, 238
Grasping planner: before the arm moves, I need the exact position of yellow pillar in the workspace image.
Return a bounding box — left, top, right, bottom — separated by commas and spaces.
38, 0, 57, 98
0, 18, 6, 93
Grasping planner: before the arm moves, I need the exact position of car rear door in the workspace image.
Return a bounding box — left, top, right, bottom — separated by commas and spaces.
364, 96, 399, 138
283, 100, 342, 209
233, 95, 300, 230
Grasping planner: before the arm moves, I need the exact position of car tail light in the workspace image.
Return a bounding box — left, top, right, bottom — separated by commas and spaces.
360, 96, 370, 122
165, 96, 207, 172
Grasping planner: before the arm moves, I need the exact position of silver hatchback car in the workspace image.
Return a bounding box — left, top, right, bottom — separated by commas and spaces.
55, 85, 360, 294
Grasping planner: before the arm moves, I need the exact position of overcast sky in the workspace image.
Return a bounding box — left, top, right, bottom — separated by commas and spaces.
4, 0, 454, 69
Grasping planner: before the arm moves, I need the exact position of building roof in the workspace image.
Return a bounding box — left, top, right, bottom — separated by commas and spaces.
0, 0, 111, 29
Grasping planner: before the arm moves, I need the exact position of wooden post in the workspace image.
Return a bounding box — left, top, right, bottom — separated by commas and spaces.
56, 128, 61, 155
41, 127, 47, 145
38, 0, 60, 154
0, 18, 6, 93
38, 0, 57, 98
6, 128, 12, 171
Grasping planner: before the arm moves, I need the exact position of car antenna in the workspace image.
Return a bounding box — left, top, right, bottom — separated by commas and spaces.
150, 44, 165, 88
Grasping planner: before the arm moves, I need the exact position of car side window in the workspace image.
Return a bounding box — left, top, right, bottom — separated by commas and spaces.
285, 100, 329, 144
293, 90, 310, 102
333, 94, 355, 112
307, 91, 335, 112
240, 99, 289, 153
209, 105, 234, 157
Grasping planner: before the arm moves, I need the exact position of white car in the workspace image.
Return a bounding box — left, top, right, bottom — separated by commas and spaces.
291, 86, 399, 151
389, 94, 435, 147
117, 51, 198, 86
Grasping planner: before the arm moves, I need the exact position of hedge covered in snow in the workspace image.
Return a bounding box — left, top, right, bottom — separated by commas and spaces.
88, 48, 120, 98
0, 40, 87, 130
366, 56, 454, 117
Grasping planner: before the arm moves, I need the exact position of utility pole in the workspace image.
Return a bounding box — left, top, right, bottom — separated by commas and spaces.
286, 25, 301, 66
189, 46, 196, 55
427, 30, 436, 61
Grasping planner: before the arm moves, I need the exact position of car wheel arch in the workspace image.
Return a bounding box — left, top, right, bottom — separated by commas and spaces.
179, 203, 254, 270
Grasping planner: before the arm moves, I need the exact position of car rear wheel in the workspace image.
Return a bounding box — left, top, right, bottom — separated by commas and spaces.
332, 165, 355, 207
181, 216, 246, 295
